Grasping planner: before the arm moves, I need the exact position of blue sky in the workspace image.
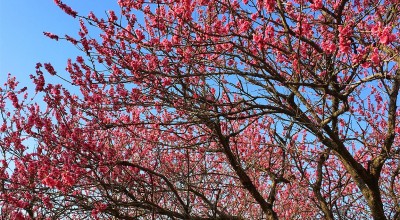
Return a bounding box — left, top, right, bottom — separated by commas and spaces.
0, 0, 122, 171
0, 1, 119, 86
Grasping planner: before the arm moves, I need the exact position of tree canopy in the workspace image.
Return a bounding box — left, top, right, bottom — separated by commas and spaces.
1, 0, 399, 219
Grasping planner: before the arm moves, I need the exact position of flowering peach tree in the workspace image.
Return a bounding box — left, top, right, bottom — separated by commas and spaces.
1, 0, 399, 219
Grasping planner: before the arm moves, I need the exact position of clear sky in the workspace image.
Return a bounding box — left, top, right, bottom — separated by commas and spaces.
0, 1, 119, 87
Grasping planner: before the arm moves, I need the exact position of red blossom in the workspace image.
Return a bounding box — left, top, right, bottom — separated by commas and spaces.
65, 35, 78, 45
44, 63, 57, 75
43, 31, 59, 41
54, 0, 77, 17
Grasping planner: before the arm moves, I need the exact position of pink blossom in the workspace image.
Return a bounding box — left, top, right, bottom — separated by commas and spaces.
239, 20, 251, 32
370, 48, 380, 65
379, 28, 396, 45
310, 0, 323, 10
43, 176, 57, 188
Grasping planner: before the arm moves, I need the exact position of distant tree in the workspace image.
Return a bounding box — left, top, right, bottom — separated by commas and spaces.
1, 0, 399, 219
